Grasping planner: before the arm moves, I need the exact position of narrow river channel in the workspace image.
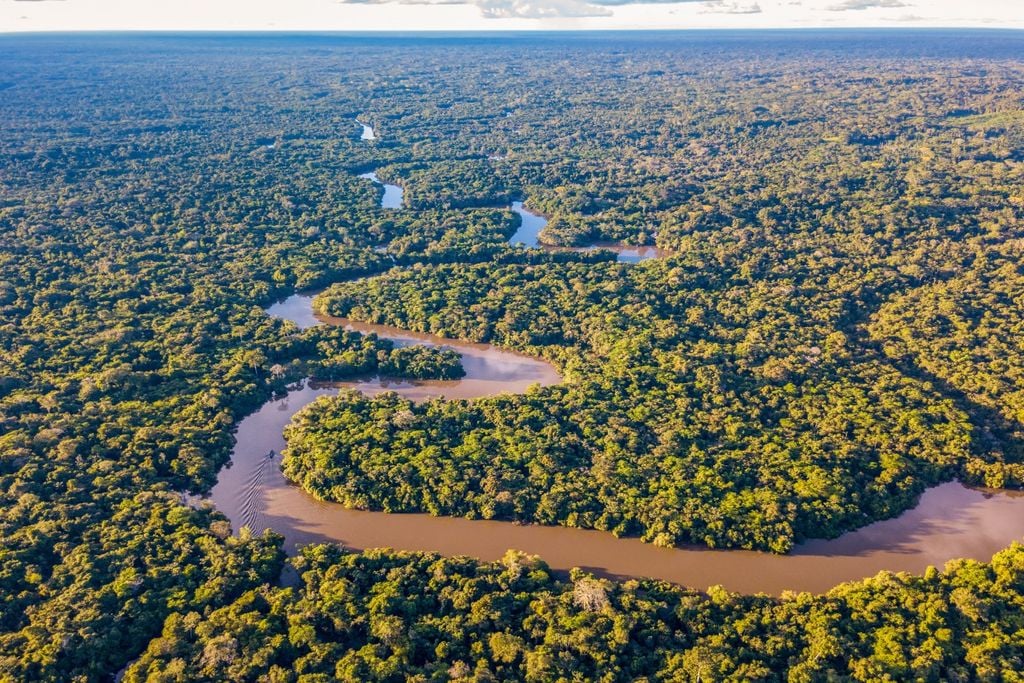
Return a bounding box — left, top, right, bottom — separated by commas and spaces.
509, 201, 670, 263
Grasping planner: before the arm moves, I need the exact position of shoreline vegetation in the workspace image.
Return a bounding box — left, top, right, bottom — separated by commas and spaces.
120, 542, 1024, 682
203, 288, 1024, 597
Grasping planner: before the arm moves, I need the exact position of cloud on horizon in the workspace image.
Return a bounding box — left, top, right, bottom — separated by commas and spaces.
700, 0, 762, 14
12, 0, 1012, 29
478, 0, 610, 18
331, 0, 923, 20
825, 0, 908, 10
336, 0, 704, 19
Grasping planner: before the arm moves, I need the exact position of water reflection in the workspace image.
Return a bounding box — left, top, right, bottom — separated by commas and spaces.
211, 381, 1024, 594
508, 201, 669, 262
359, 171, 403, 209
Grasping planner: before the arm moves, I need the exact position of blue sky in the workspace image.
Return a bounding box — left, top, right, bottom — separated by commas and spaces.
1, 0, 1020, 31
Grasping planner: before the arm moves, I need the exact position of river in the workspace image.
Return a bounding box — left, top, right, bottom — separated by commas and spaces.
359, 171, 403, 209
213, 289, 1024, 595
209, 141, 1024, 595
352, 174, 667, 262
508, 201, 670, 263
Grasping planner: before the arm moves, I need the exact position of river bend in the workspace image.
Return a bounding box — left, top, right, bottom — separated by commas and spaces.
208, 137, 1024, 595
210, 290, 1024, 595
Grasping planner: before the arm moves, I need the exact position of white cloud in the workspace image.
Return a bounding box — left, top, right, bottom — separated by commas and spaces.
701, 0, 762, 14
335, 0, 702, 18
825, 0, 908, 10
477, 0, 611, 17
2, 0, 1022, 31
591, 0, 701, 5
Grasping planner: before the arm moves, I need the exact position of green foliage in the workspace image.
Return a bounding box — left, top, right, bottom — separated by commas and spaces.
869, 244, 1024, 487
2, 31, 1024, 680
124, 544, 1024, 682
295, 325, 465, 381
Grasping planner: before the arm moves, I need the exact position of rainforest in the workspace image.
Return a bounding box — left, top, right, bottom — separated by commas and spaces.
2, 30, 1024, 681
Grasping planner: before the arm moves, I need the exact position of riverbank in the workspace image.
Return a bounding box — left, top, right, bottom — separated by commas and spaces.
208, 289, 1024, 595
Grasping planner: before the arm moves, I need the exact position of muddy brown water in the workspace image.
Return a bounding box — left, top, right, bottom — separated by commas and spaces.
221, 141, 1023, 593
209, 292, 1024, 595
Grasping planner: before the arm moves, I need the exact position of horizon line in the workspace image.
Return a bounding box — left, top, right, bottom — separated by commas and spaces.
4, 26, 1024, 36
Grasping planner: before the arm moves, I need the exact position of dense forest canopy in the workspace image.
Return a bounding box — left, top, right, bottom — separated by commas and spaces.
123, 544, 1024, 682
1, 30, 1024, 680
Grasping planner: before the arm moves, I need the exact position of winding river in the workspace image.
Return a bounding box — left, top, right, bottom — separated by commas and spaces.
353, 158, 664, 260
213, 291, 1024, 595
208, 140, 1024, 595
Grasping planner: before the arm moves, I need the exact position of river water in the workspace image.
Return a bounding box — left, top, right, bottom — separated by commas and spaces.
359, 171, 403, 209
213, 290, 1024, 595
350, 178, 666, 262
357, 119, 376, 141
509, 201, 670, 263
209, 138, 1024, 595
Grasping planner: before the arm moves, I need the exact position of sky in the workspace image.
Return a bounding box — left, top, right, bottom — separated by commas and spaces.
0, 0, 1021, 32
